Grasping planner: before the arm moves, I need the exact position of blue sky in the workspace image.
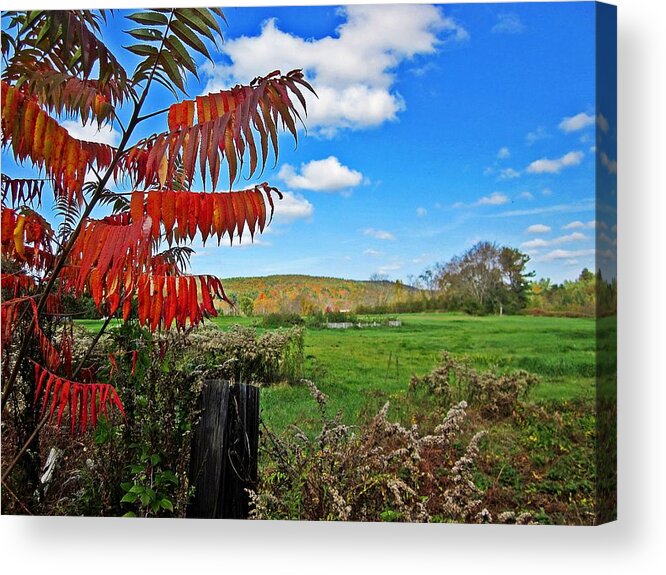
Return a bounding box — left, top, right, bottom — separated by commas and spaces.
2, 3, 617, 284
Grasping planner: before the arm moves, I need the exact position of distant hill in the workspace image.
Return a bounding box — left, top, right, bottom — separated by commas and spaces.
218, 274, 419, 315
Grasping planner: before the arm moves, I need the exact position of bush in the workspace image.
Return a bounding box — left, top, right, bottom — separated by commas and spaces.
409, 352, 539, 419
187, 324, 304, 385
325, 310, 357, 323
261, 312, 304, 328
250, 381, 492, 523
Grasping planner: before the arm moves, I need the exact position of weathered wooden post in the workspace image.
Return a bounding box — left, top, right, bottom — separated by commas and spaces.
187, 380, 260, 519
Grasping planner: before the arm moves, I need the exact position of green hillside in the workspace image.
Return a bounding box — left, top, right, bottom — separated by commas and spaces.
219, 274, 418, 315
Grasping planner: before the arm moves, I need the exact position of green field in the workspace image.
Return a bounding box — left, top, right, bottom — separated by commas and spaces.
78, 312, 597, 430
77, 311, 605, 523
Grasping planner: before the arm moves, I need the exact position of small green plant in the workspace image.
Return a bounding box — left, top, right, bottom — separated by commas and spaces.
120, 446, 179, 518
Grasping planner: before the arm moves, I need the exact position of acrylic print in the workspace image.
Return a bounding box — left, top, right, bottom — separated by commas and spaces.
0, 3, 616, 524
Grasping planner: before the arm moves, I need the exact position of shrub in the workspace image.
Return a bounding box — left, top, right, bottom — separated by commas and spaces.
186, 324, 304, 385
261, 312, 304, 328
409, 352, 539, 419
325, 310, 357, 323
250, 381, 492, 523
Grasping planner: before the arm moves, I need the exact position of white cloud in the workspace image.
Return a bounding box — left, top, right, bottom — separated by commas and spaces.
521, 232, 587, 251
526, 126, 549, 145
498, 167, 520, 180
521, 238, 549, 250
363, 248, 383, 256
278, 156, 363, 191
600, 152, 617, 174
541, 187, 553, 196
202, 5, 467, 136
272, 191, 314, 224
526, 224, 551, 234
563, 220, 596, 230
476, 192, 509, 206
497, 146, 511, 159
527, 151, 584, 174
416, 207, 428, 217
455, 192, 509, 208
60, 120, 120, 146
378, 262, 402, 275
518, 191, 534, 200
542, 249, 595, 262
553, 232, 587, 244
225, 237, 272, 249
597, 113, 610, 134
494, 198, 595, 218
492, 13, 526, 34
559, 112, 595, 133
363, 228, 395, 240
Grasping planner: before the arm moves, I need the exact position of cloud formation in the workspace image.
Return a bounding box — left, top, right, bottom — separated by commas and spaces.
563, 220, 596, 230
527, 151, 584, 174
453, 192, 510, 208
491, 13, 526, 34
416, 207, 428, 217
559, 112, 595, 133
272, 192, 314, 224
279, 156, 363, 191
363, 228, 395, 240
60, 120, 120, 146
542, 248, 595, 262
498, 167, 520, 180
497, 146, 511, 159
526, 126, 549, 145
202, 5, 467, 136
526, 224, 551, 234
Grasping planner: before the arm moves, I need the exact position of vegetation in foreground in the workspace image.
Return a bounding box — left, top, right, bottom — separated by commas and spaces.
66, 312, 600, 524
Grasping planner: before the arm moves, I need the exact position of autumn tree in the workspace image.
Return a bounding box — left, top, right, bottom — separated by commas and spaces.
436, 241, 534, 314
0, 9, 313, 500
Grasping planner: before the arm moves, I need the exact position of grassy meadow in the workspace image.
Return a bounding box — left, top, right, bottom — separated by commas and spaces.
78, 312, 597, 429
78, 312, 603, 523
212, 312, 597, 431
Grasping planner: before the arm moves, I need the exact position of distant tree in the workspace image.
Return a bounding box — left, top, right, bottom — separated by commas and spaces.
239, 296, 255, 317
436, 241, 533, 315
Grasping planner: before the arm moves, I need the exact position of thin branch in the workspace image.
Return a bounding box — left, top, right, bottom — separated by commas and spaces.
1, 412, 49, 483
136, 105, 170, 123
1, 478, 34, 515
71, 314, 115, 379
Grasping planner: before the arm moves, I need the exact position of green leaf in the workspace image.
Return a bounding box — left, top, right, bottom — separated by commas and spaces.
150, 454, 161, 466
193, 8, 223, 37
174, 9, 215, 41
129, 485, 144, 494
126, 28, 161, 41
159, 470, 178, 484
120, 493, 138, 503
125, 44, 159, 57
123, 511, 137, 518
120, 482, 134, 492
165, 35, 197, 76
160, 498, 174, 512
159, 50, 185, 92
126, 12, 168, 26
171, 19, 211, 61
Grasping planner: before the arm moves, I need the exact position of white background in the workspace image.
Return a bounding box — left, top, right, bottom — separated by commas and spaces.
1, 0, 664, 573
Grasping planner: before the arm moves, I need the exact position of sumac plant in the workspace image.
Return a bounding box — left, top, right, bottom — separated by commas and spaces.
0, 8, 314, 496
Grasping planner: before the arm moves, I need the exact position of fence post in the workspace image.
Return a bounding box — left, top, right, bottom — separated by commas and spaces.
187, 380, 260, 519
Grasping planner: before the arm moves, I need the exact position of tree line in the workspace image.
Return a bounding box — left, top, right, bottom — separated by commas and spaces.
360, 241, 615, 317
